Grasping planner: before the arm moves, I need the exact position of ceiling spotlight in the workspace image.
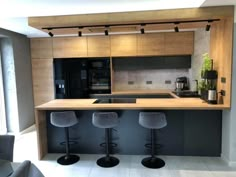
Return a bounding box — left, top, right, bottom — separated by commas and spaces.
78, 31, 82, 37
105, 29, 108, 36
78, 27, 83, 37
205, 21, 212, 31
48, 31, 53, 37
140, 24, 145, 34
47, 28, 53, 37
104, 26, 109, 36
174, 23, 179, 32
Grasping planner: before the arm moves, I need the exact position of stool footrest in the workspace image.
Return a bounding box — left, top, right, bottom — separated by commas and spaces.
144, 143, 163, 149
100, 142, 117, 148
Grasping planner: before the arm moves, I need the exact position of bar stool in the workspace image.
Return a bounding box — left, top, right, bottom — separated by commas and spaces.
50, 111, 80, 165
92, 112, 119, 168
139, 112, 167, 169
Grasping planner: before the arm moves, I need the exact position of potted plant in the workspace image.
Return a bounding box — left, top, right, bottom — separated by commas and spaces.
200, 53, 212, 78
198, 53, 212, 100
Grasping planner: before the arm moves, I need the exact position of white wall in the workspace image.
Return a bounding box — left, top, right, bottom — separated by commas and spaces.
189, 28, 210, 90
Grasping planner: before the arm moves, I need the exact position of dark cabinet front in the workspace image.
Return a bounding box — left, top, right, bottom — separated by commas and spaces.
54, 58, 89, 99
53, 58, 111, 99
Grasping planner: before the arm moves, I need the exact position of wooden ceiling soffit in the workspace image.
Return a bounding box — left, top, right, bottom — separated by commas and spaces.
28, 6, 234, 30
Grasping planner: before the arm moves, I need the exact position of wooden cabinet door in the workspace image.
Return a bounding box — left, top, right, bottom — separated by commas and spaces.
110, 34, 137, 56
31, 59, 54, 106
137, 33, 165, 56
87, 36, 110, 57
164, 32, 194, 55
53, 37, 87, 58
30, 38, 53, 59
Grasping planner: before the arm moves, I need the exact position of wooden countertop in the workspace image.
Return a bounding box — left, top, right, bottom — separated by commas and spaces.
36, 97, 229, 110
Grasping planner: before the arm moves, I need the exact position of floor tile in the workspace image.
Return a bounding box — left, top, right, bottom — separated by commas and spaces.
12, 126, 236, 177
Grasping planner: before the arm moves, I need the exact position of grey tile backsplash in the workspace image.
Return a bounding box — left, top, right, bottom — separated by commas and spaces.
114, 69, 189, 91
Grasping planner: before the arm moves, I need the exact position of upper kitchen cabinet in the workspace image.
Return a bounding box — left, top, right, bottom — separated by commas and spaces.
53, 37, 87, 58
137, 33, 165, 56
110, 34, 137, 56
164, 32, 194, 55
30, 38, 53, 59
87, 36, 110, 57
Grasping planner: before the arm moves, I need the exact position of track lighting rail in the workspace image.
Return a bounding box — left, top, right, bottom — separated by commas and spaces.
44, 18, 220, 37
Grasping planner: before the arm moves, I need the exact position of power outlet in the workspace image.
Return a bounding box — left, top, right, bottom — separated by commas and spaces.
220, 90, 226, 96
146, 81, 152, 84
221, 77, 226, 83
165, 80, 171, 84
128, 81, 134, 85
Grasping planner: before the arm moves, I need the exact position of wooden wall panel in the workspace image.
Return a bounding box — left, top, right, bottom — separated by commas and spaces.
164, 32, 194, 55
137, 33, 165, 56
53, 37, 87, 58
210, 18, 234, 106
30, 38, 53, 59
110, 34, 137, 56
87, 36, 110, 57
31, 59, 54, 106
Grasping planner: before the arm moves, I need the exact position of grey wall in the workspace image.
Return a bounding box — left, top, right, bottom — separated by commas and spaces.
0, 38, 19, 132
0, 28, 34, 132
189, 28, 210, 90
221, 22, 236, 165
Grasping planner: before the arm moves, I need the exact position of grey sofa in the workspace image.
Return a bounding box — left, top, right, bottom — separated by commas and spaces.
10, 160, 44, 177
0, 135, 15, 162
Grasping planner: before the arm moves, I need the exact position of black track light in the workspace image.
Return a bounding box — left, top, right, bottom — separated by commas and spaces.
78, 31, 82, 37
47, 28, 53, 37
174, 26, 179, 32
104, 26, 109, 36
206, 24, 211, 31
205, 21, 212, 31
105, 29, 108, 36
141, 28, 145, 34
174, 23, 179, 32
140, 24, 145, 34
48, 31, 54, 37
78, 27, 83, 37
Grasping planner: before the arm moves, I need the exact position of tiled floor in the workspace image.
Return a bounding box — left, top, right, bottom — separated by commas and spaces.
13, 125, 236, 177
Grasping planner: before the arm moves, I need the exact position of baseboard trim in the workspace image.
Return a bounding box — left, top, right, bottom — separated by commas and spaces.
19, 124, 36, 134
221, 153, 236, 166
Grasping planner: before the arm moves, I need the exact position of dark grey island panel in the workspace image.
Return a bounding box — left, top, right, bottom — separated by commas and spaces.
46, 110, 222, 156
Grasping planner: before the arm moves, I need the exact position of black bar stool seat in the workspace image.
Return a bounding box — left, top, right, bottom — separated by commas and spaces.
139, 112, 167, 169
50, 111, 79, 165
92, 112, 119, 168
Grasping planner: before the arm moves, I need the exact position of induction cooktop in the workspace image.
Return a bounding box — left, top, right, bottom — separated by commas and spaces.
93, 98, 136, 104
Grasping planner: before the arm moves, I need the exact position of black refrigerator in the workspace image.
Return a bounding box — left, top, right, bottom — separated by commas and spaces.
54, 59, 89, 99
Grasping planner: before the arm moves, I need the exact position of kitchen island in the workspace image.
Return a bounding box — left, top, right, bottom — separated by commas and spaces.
35, 92, 227, 160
